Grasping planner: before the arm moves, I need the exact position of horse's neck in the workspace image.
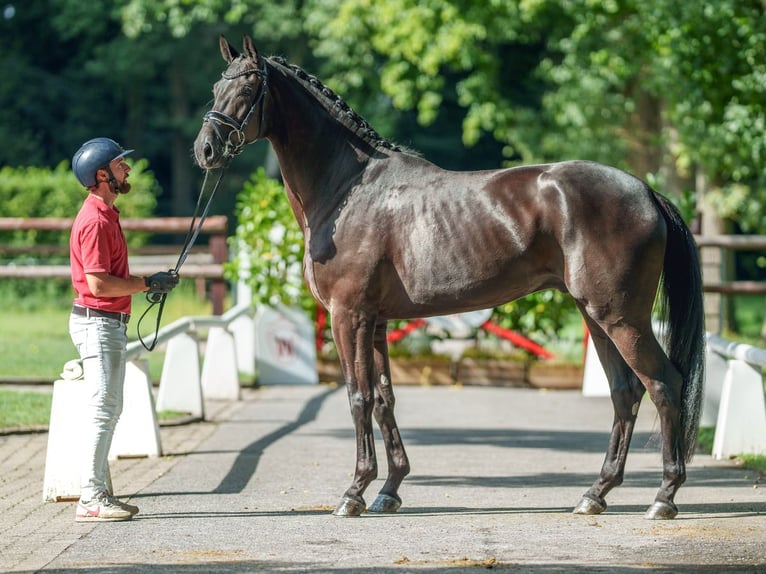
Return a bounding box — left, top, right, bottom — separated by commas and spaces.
265, 67, 374, 224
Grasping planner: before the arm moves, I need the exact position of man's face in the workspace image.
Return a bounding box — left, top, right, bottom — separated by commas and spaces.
108, 157, 131, 194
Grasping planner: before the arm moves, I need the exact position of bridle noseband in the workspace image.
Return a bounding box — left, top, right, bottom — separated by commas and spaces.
203, 60, 269, 158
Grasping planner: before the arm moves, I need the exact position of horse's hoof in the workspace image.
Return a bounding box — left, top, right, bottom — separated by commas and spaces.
573, 496, 607, 515
332, 496, 365, 517
368, 494, 401, 513
644, 501, 678, 520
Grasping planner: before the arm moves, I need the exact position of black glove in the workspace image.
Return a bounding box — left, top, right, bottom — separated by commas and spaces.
144, 270, 179, 294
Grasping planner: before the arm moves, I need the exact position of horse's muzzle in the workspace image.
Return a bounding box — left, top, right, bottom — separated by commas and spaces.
193, 128, 225, 169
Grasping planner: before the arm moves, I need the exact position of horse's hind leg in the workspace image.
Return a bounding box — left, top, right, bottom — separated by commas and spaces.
368, 320, 411, 513
574, 319, 645, 516
585, 318, 687, 519
614, 327, 687, 520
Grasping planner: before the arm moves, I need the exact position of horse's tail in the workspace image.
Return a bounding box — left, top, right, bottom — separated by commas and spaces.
651, 191, 706, 462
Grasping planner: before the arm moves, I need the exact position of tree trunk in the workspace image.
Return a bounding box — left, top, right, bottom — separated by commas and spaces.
698, 170, 736, 334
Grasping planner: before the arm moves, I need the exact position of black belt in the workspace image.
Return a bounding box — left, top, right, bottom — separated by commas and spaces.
72, 305, 130, 324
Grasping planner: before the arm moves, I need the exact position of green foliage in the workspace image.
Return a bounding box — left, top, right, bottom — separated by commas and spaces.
306, 0, 552, 160
7, 0, 766, 350
120, 0, 305, 50
0, 159, 158, 250
494, 290, 577, 340
0, 159, 158, 220
640, 3, 766, 182
226, 169, 314, 313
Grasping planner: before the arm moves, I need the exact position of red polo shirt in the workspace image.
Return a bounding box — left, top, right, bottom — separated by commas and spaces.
70, 194, 132, 314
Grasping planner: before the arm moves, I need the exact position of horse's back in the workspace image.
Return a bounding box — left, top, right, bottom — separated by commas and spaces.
319, 156, 667, 318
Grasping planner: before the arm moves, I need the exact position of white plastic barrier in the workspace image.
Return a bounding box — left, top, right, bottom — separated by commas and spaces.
254, 304, 318, 385
156, 332, 204, 418
581, 335, 610, 397
42, 359, 161, 502
155, 305, 254, 407
109, 360, 162, 458
700, 347, 727, 427
231, 313, 256, 378
582, 321, 669, 398
43, 375, 110, 502
43, 305, 255, 502
706, 334, 766, 459
201, 326, 241, 399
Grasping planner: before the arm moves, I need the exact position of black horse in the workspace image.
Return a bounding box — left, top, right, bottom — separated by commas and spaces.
194, 35, 705, 520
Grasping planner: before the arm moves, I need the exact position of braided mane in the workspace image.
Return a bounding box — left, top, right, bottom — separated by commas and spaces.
268, 57, 402, 153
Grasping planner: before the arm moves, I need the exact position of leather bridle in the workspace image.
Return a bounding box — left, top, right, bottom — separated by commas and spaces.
202, 60, 269, 158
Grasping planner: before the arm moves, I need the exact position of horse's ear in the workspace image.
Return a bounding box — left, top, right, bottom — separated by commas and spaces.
243, 34, 261, 63
219, 35, 239, 64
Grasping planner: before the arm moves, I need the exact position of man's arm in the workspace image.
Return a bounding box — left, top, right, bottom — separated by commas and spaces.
85, 272, 148, 297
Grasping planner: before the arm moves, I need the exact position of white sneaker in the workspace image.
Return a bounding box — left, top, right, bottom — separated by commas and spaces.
107, 491, 139, 516
75, 492, 133, 522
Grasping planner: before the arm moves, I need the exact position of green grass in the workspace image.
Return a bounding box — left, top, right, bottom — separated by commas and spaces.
0, 283, 221, 430
697, 426, 716, 454
0, 388, 191, 430
697, 425, 765, 478
0, 282, 223, 381
738, 454, 766, 474
0, 389, 52, 428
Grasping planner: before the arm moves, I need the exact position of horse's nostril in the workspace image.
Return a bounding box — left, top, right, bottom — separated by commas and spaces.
204, 141, 214, 160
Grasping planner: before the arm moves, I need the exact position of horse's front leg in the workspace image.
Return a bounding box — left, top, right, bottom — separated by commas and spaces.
368, 320, 410, 513
331, 310, 378, 517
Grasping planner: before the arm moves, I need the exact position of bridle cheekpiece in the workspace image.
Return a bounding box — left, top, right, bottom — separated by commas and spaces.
202, 59, 269, 158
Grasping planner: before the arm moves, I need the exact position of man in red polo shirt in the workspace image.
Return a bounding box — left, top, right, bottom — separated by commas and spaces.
69, 138, 178, 522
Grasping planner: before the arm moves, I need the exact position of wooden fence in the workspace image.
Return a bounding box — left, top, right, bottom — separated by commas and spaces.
0, 216, 228, 314
695, 234, 766, 334
695, 235, 766, 294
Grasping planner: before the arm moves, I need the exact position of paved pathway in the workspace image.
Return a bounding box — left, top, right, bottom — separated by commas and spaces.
1, 384, 764, 573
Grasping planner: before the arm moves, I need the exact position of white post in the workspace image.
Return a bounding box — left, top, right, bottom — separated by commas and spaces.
42, 380, 83, 501
42, 370, 112, 502
201, 326, 241, 400
230, 313, 256, 379
712, 359, 766, 459
581, 335, 609, 397
156, 331, 204, 419
109, 360, 162, 459
701, 349, 727, 427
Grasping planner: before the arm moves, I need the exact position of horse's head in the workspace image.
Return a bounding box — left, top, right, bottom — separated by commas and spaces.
194, 35, 269, 169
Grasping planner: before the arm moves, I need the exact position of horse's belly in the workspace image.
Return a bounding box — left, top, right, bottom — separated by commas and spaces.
386, 216, 556, 313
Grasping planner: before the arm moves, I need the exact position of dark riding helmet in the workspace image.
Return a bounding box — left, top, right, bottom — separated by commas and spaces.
72, 138, 133, 188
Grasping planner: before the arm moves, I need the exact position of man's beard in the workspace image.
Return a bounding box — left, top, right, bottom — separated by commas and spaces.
117, 180, 131, 194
